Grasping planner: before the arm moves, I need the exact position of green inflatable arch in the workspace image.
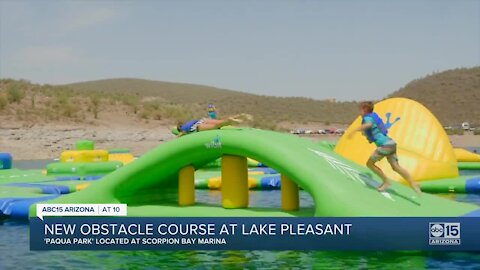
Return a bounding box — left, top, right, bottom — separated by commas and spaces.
31, 128, 480, 217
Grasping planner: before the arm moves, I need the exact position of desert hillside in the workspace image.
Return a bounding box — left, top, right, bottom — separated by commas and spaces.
389, 67, 480, 126
0, 67, 479, 159
0, 66, 478, 129
66, 78, 360, 127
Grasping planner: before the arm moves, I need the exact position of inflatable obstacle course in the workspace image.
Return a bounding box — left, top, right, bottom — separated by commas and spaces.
0, 140, 131, 218
0, 141, 135, 219
0, 168, 101, 218
60, 141, 134, 165
31, 128, 480, 218
0, 98, 479, 219
0, 176, 100, 219
52, 140, 134, 179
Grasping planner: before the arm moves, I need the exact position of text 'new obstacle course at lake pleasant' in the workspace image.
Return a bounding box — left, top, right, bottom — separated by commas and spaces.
34, 216, 356, 250
42, 220, 352, 237
35, 203, 353, 250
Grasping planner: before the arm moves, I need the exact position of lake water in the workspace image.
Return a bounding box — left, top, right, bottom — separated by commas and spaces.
1, 162, 480, 269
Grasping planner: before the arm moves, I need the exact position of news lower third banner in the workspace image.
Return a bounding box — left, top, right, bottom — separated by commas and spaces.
29, 217, 480, 250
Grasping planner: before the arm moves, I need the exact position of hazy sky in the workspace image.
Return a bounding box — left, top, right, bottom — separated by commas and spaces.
0, 0, 478, 100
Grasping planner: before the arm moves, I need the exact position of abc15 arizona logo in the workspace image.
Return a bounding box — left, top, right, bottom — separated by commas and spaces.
429, 222, 461, 245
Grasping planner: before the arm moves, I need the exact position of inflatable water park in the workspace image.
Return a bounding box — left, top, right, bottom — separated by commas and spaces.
1, 98, 480, 220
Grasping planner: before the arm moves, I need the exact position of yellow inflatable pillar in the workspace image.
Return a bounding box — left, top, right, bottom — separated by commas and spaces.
221, 155, 248, 208
281, 175, 299, 211
178, 165, 195, 206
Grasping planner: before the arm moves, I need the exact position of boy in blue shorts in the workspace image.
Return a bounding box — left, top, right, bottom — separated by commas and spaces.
348, 101, 421, 195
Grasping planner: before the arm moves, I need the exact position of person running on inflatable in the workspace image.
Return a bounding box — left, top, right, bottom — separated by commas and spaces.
347, 101, 421, 195
172, 113, 252, 137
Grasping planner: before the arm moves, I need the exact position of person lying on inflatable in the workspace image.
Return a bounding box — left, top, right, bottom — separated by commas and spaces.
172, 113, 252, 137
347, 101, 421, 195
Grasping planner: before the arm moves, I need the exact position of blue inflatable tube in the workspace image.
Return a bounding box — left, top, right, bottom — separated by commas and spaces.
259, 175, 281, 189
6, 183, 71, 194
0, 153, 12, 170
466, 177, 480, 193
0, 195, 60, 219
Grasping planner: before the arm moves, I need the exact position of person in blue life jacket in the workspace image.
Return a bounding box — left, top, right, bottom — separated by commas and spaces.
207, 104, 217, 119
347, 101, 421, 195
172, 113, 252, 137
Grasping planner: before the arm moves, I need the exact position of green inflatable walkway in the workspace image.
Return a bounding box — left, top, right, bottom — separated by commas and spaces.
31, 128, 480, 217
